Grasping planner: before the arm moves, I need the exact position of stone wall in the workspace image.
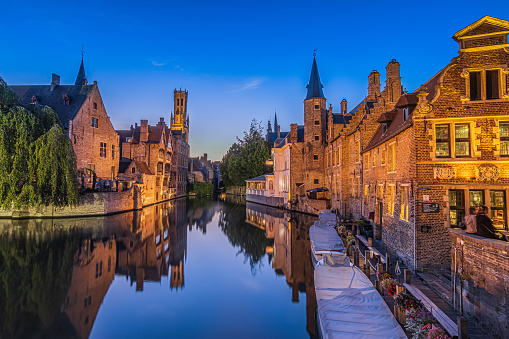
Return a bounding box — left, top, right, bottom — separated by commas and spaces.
0, 185, 142, 219
450, 229, 509, 339
226, 186, 246, 196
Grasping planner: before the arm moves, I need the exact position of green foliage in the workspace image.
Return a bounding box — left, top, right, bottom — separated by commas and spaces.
220, 119, 272, 187
0, 77, 78, 208
188, 182, 213, 197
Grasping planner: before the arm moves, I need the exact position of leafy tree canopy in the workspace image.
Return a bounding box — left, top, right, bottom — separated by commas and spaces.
220, 119, 272, 187
0, 77, 78, 208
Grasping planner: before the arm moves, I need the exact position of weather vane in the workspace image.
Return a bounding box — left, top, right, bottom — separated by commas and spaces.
313, 49, 317, 57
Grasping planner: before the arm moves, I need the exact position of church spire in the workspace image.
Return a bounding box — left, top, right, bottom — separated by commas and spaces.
75, 47, 87, 86
305, 56, 325, 100
274, 110, 278, 130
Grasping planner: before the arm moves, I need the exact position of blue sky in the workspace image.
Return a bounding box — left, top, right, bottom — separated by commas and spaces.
1, 0, 508, 160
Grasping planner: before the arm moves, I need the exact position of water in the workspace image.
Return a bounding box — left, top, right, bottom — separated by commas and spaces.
0, 197, 318, 339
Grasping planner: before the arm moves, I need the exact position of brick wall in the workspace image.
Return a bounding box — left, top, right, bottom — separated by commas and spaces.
450, 229, 509, 339
69, 84, 119, 179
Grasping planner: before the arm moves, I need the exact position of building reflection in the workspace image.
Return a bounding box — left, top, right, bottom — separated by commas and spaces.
245, 202, 318, 339
0, 198, 195, 339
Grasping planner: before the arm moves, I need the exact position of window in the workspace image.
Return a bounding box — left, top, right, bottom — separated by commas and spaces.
314, 105, 319, 110
455, 124, 470, 157
269, 180, 273, 190
108, 257, 111, 272
87, 164, 95, 177
356, 178, 361, 198
355, 140, 360, 162
403, 107, 409, 121
157, 163, 163, 174
364, 154, 369, 169
95, 261, 102, 278
469, 71, 481, 101
63, 95, 70, 106
351, 178, 355, 197
314, 135, 319, 141
387, 144, 396, 172
313, 154, 318, 161
364, 185, 369, 205
372, 151, 376, 167
314, 179, 319, 184
382, 123, 388, 134
381, 149, 386, 165
486, 70, 500, 100
490, 190, 506, 230
91, 117, 98, 128
400, 186, 410, 221
100, 142, 106, 158
500, 122, 509, 156
386, 185, 395, 215
132, 167, 136, 173
449, 189, 465, 227
112, 145, 115, 159
156, 177, 161, 187
159, 149, 164, 159
315, 120, 320, 125
93, 102, 98, 110
469, 190, 484, 207
435, 124, 450, 157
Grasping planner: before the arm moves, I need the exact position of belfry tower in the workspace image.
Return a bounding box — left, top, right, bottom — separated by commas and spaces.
171, 89, 189, 143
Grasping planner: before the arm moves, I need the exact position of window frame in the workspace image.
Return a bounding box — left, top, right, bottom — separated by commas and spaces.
454, 123, 471, 158
500, 122, 509, 157
435, 124, 451, 158
400, 185, 410, 221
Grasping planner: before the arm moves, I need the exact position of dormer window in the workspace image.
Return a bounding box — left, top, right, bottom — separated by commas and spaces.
132, 167, 136, 173
382, 123, 388, 134
31, 95, 38, 105
403, 107, 409, 122
63, 95, 70, 106
93, 102, 97, 110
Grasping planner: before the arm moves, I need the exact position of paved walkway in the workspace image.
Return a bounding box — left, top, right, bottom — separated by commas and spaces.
348, 235, 488, 338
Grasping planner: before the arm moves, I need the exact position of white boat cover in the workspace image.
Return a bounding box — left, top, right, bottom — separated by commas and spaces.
318, 210, 337, 224
309, 225, 344, 254
314, 220, 336, 227
315, 266, 406, 339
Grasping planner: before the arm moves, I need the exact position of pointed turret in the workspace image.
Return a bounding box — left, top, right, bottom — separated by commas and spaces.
274, 111, 278, 130
305, 57, 325, 100
75, 57, 87, 86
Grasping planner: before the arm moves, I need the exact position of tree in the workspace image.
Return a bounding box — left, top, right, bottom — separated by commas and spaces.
0, 77, 78, 208
220, 119, 272, 187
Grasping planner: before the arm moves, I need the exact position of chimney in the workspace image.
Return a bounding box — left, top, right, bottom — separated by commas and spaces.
140, 120, 149, 142
51, 73, 60, 91
340, 99, 348, 114
290, 124, 298, 143
385, 59, 402, 103
203, 153, 207, 162
367, 70, 381, 100
157, 117, 165, 127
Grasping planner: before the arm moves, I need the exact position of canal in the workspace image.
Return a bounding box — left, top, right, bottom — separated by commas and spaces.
0, 197, 318, 339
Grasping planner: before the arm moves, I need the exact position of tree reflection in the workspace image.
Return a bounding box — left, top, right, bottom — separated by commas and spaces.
217, 199, 273, 274
0, 231, 78, 338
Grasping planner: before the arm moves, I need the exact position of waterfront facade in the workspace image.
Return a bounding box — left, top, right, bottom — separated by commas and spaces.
10, 59, 119, 180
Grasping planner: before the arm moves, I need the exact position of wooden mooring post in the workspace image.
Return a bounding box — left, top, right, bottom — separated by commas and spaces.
354, 239, 359, 267
457, 315, 469, 339
404, 269, 411, 284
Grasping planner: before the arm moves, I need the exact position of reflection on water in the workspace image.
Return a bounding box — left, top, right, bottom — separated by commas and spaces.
0, 197, 318, 338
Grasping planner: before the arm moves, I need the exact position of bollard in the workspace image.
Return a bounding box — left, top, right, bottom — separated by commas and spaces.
457, 315, 469, 339
404, 269, 411, 284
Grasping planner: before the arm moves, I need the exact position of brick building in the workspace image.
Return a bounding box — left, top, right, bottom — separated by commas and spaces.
10, 58, 119, 179
170, 89, 190, 197
116, 117, 172, 205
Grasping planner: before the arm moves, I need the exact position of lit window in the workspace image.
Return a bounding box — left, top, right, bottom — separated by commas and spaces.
435, 124, 450, 157
490, 190, 506, 230
469, 190, 484, 207
372, 151, 376, 167
381, 149, 386, 165
111, 145, 115, 159
364, 185, 369, 205
364, 154, 369, 170
500, 122, 509, 156
387, 186, 395, 215
400, 186, 409, 221
455, 124, 470, 157
387, 144, 396, 172
449, 190, 465, 227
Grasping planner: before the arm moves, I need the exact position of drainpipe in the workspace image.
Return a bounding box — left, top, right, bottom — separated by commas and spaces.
413, 180, 417, 271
